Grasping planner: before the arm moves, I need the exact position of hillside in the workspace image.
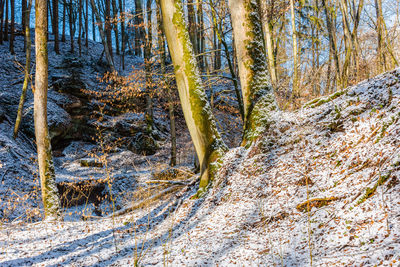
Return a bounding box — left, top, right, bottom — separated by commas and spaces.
1, 42, 399, 266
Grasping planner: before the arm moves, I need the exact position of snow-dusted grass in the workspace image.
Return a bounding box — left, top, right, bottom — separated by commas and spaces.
2, 64, 400, 266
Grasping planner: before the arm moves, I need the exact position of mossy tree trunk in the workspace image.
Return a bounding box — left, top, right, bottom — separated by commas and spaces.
160, 0, 227, 191
228, 0, 277, 146
13, 0, 32, 139
156, 0, 176, 166
35, 0, 61, 220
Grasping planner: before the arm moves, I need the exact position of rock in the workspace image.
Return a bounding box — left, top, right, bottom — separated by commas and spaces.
127, 132, 158, 156
20, 101, 72, 143
52, 76, 87, 98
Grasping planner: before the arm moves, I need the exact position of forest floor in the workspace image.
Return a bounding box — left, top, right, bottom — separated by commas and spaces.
1, 31, 400, 266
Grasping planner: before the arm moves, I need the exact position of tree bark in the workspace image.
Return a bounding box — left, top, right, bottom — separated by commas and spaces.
134, 0, 144, 57
160, 0, 226, 191
144, 0, 153, 131
9, 0, 14, 54
228, 0, 277, 145
78, 0, 82, 56
53, 0, 59, 53
4, 0, 8, 41
322, 0, 341, 89
68, 0, 74, 52
156, 0, 176, 166
210, 0, 243, 121
0, 0, 4, 44
290, 0, 299, 97
260, 0, 278, 87
118, 0, 125, 68
105, 0, 113, 60
13, 0, 32, 139
85, 0, 88, 47
112, 0, 119, 55
61, 0, 66, 42
35, 0, 61, 220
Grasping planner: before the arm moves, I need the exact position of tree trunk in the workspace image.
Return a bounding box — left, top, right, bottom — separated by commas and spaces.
228, 0, 277, 145
90, 0, 115, 71
0, 0, 4, 44
61, 0, 66, 42
156, 0, 176, 166
160, 0, 226, 191
13, 0, 32, 139
105, 0, 113, 60
35, 0, 61, 220
210, 0, 243, 121
91, 2, 95, 41
22, 0, 26, 49
68, 0, 74, 52
85, 0, 88, 47
187, 0, 197, 54
134, 0, 143, 57
9, 0, 14, 54
290, 0, 299, 97
322, 0, 341, 89
196, 0, 204, 71
4, 0, 8, 41
78, 0, 82, 56
112, 0, 119, 55
53, 0, 59, 53
144, 0, 153, 131
118, 0, 125, 68
260, 0, 278, 87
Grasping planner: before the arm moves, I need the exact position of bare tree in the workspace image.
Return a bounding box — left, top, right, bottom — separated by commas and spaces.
13, 0, 32, 138
35, 0, 61, 220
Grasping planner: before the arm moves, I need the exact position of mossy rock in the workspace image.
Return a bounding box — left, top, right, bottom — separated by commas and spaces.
80, 158, 103, 168
127, 132, 158, 156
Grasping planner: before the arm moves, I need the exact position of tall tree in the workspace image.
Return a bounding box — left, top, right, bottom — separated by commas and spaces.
105, 0, 113, 60
53, 0, 59, 53
35, 0, 61, 220
112, 0, 119, 55
13, 0, 32, 138
160, 0, 227, 191
90, 0, 115, 71
290, 0, 299, 97
0, 0, 4, 44
260, 0, 278, 87
322, 0, 341, 89
4, 0, 8, 41
228, 0, 278, 145
61, 0, 66, 42
85, 0, 88, 47
9, 0, 14, 54
156, 0, 176, 166
78, 0, 82, 55
134, 0, 144, 57
118, 0, 125, 68
67, 0, 75, 52
144, 0, 154, 131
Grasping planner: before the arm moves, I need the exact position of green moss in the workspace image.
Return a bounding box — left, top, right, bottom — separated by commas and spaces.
172, 1, 226, 190
356, 171, 391, 205
305, 90, 348, 108
241, 0, 277, 145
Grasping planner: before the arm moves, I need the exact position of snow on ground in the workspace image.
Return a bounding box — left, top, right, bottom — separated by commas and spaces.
1, 57, 400, 265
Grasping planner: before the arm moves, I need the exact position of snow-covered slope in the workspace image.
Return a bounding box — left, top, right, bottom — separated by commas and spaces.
1, 64, 399, 266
